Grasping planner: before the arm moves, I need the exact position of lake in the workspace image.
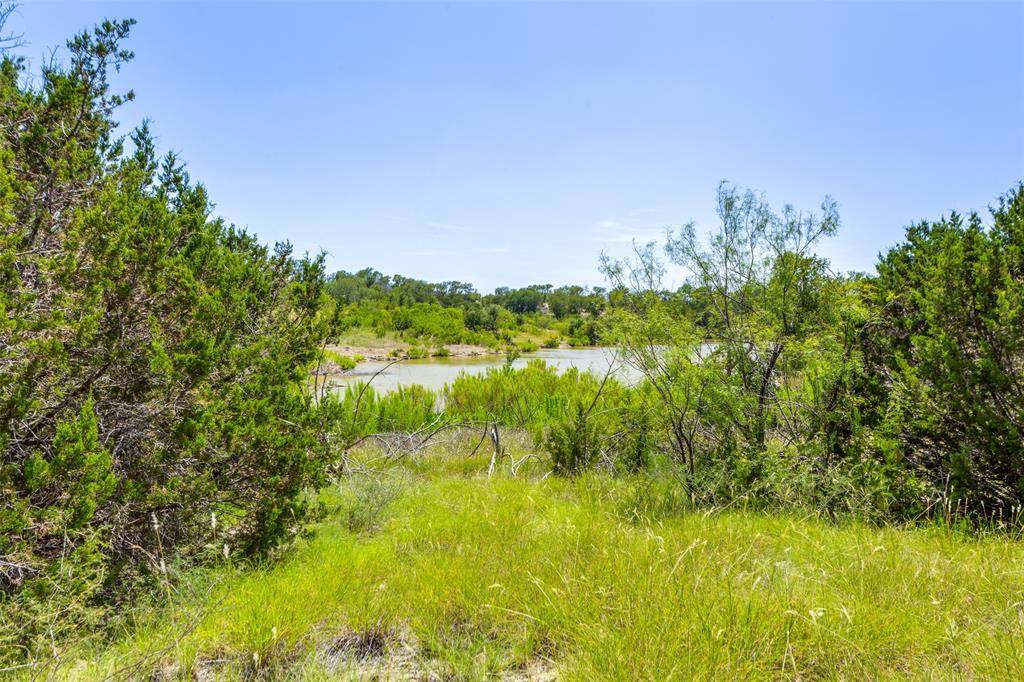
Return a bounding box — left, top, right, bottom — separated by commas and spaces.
328, 347, 635, 394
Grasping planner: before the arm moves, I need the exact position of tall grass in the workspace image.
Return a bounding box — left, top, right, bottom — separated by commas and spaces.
48, 437, 1024, 680
332, 360, 625, 437
444, 360, 624, 428
332, 382, 441, 436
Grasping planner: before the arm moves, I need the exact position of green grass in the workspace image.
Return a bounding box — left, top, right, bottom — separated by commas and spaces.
39, 436, 1024, 680
334, 326, 401, 348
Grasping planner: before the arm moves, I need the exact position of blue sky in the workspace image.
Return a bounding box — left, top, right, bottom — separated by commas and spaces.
15, 2, 1024, 291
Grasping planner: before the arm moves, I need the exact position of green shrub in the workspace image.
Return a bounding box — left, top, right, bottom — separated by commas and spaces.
444, 362, 622, 429
0, 20, 333, 657
323, 350, 358, 371
333, 384, 441, 436
865, 185, 1024, 517
616, 401, 654, 472
545, 403, 607, 475
337, 476, 402, 534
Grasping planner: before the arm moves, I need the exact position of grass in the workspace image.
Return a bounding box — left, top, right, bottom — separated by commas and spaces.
334, 326, 403, 349
37, 434, 1024, 680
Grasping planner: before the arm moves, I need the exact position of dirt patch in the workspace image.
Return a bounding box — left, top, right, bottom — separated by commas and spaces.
317, 624, 426, 679
316, 623, 558, 681
504, 658, 559, 682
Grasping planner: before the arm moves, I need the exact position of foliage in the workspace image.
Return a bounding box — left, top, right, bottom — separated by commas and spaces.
602, 184, 862, 478
337, 475, 402, 535
443, 361, 624, 431
516, 339, 539, 353
330, 383, 440, 440
406, 345, 428, 359
864, 185, 1024, 516
545, 404, 601, 474
593, 182, 1024, 524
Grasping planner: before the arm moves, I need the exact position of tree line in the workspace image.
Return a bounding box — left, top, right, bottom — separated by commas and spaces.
326, 269, 610, 347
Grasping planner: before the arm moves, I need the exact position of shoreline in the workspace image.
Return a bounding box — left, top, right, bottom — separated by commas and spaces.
327, 342, 505, 363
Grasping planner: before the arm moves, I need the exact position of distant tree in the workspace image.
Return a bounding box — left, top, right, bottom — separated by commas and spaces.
504, 287, 545, 314
434, 280, 479, 307
464, 302, 501, 333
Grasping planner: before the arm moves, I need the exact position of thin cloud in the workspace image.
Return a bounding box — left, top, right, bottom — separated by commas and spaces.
595, 219, 666, 244
400, 248, 456, 257
427, 221, 476, 233
474, 246, 509, 254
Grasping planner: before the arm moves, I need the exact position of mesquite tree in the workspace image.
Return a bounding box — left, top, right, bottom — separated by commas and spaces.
602, 183, 866, 477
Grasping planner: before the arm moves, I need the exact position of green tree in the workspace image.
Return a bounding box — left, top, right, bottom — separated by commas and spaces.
0, 16, 335, 654
602, 183, 864, 480
865, 185, 1024, 516
503, 286, 545, 314
664, 182, 856, 451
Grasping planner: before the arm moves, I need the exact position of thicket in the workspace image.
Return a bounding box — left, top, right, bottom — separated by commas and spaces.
864, 188, 1024, 518
590, 182, 1024, 522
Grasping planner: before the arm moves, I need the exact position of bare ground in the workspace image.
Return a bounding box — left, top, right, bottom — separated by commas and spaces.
328, 342, 501, 363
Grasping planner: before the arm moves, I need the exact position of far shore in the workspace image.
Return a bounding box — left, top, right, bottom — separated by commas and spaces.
327, 341, 504, 363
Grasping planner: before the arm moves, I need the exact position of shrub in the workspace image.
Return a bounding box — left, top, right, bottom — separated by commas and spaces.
334, 384, 440, 436
444, 362, 624, 429
517, 339, 540, 353
324, 350, 358, 371
865, 185, 1024, 517
616, 399, 654, 472
567, 318, 601, 346
545, 403, 607, 475
0, 19, 333, 656
338, 476, 402, 534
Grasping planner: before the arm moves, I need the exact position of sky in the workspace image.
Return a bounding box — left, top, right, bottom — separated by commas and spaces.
13, 1, 1024, 292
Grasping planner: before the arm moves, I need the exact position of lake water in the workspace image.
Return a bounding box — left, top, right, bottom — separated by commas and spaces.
328, 347, 635, 394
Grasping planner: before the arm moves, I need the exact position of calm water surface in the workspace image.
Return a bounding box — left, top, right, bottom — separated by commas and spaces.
329, 347, 636, 394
